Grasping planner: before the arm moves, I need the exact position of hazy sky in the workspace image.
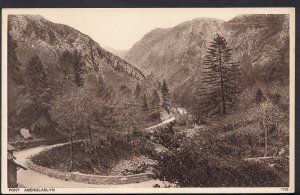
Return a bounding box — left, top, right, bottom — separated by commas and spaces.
6, 8, 291, 50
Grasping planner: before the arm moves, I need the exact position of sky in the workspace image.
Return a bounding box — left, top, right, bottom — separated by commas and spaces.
4, 8, 292, 50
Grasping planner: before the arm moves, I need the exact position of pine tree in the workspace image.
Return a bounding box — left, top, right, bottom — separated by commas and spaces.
97, 74, 106, 98
134, 83, 142, 98
26, 54, 48, 88
24, 54, 57, 127
255, 89, 264, 104
196, 34, 241, 116
59, 50, 73, 80
8, 32, 22, 84
142, 94, 149, 112
151, 89, 161, 108
73, 50, 85, 86
161, 79, 171, 113
158, 81, 162, 90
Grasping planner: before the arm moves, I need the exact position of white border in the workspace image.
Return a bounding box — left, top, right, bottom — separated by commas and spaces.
1, 8, 295, 194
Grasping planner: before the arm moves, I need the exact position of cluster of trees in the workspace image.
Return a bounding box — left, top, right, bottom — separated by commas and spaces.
131, 120, 287, 187
134, 79, 171, 114
9, 48, 87, 136
155, 139, 286, 187
10, 31, 288, 187
142, 34, 289, 187
11, 54, 58, 132
59, 50, 85, 86
192, 34, 287, 158
8, 31, 22, 84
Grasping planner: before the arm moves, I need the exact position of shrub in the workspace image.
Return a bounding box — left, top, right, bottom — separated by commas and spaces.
31, 132, 135, 175
155, 141, 286, 187
175, 114, 194, 127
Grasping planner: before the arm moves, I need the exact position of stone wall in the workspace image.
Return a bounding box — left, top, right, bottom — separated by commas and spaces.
26, 143, 153, 185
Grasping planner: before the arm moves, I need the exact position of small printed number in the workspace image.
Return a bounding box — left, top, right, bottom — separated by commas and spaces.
281, 187, 288, 191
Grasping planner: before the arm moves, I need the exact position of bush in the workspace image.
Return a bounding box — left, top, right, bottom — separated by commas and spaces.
155, 141, 286, 187
148, 110, 161, 121
31, 132, 135, 175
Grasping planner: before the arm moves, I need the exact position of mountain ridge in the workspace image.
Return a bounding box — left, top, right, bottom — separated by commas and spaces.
125, 14, 289, 108
8, 14, 163, 139
9, 14, 145, 81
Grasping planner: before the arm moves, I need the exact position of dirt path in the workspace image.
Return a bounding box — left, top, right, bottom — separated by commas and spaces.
14, 145, 167, 188
145, 116, 176, 131
13, 113, 182, 188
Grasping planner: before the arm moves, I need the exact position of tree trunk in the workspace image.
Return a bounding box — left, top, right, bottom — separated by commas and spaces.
218, 45, 226, 115
88, 125, 93, 145
43, 111, 58, 128
264, 130, 268, 157
70, 128, 74, 171
263, 118, 268, 157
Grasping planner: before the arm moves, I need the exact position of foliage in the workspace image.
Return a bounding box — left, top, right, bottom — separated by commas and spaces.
26, 54, 48, 87
134, 83, 142, 98
96, 74, 113, 100
196, 34, 241, 116
58, 50, 73, 80
51, 83, 110, 137
254, 88, 264, 104
7, 31, 22, 84
151, 123, 181, 150
51, 77, 159, 139
151, 89, 161, 108
72, 50, 86, 86
175, 113, 194, 128
254, 99, 281, 156
15, 55, 57, 129
161, 79, 171, 113
59, 49, 85, 86
31, 133, 133, 175
155, 143, 285, 187
142, 94, 149, 112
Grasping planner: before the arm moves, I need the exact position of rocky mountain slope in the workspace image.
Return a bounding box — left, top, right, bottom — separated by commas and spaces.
9, 15, 145, 81
7, 15, 160, 140
125, 15, 289, 108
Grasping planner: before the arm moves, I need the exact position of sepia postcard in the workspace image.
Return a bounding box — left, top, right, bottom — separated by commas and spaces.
1, 8, 295, 193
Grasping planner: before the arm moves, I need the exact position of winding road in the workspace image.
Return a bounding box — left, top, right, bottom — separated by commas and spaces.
14, 113, 182, 188
15, 145, 168, 188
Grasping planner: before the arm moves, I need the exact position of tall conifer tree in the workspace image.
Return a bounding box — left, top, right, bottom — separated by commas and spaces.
73, 50, 85, 87
151, 89, 161, 108
24, 54, 57, 127
161, 79, 171, 113
196, 34, 241, 116
142, 94, 149, 112
134, 83, 142, 98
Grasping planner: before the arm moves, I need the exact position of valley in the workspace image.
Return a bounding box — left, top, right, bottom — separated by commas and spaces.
7, 13, 291, 188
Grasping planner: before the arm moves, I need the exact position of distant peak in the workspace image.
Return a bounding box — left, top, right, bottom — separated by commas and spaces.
176, 17, 225, 28
192, 17, 224, 22
20, 14, 45, 20
149, 27, 168, 34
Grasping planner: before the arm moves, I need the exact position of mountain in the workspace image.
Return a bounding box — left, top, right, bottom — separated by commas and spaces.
104, 46, 128, 59
125, 15, 289, 108
9, 15, 145, 82
7, 15, 161, 140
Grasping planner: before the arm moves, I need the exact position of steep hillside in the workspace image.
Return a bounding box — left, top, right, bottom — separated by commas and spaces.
7, 15, 161, 141
9, 15, 145, 82
125, 15, 289, 108
125, 18, 223, 84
